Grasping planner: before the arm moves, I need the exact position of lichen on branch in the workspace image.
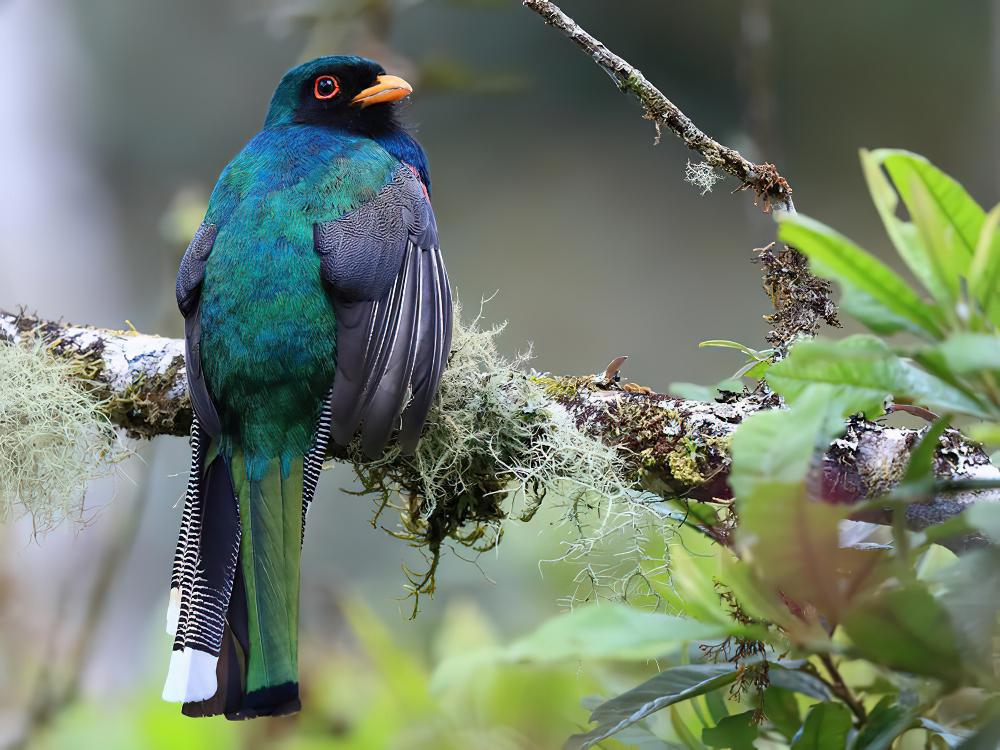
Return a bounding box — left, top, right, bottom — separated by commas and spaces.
3, 308, 996, 558
0, 339, 127, 530
2, 309, 190, 439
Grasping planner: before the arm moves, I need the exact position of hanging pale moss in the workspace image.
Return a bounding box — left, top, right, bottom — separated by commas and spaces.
349, 306, 647, 613
0, 342, 127, 531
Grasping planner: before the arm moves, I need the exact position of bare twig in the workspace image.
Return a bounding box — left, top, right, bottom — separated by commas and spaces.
521, 0, 794, 212
819, 654, 868, 724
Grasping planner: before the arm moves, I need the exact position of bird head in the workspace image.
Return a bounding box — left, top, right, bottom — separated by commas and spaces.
263, 56, 413, 133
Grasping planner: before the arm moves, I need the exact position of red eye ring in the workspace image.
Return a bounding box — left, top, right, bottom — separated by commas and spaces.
314, 75, 340, 100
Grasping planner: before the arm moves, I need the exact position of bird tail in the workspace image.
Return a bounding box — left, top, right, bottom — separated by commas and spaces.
166, 400, 332, 720
225, 450, 304, 718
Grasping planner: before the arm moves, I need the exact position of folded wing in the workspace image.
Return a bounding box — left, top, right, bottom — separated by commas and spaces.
315, 165, 452, 458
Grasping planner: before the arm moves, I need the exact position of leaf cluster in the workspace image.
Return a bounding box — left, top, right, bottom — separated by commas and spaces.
471, 151, 1000, 749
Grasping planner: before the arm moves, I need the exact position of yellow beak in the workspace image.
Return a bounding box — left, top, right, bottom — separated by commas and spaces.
351, 74, 413, 108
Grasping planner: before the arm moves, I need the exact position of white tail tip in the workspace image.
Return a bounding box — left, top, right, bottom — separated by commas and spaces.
162, 647, 218, 703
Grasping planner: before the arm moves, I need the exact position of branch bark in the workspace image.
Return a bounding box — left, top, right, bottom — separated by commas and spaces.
3, 310, 997, 538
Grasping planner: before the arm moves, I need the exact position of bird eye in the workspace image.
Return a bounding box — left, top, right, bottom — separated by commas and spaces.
314, 75, 340, 100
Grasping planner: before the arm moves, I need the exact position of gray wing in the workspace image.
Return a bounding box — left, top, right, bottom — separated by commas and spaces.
176, 222, 222, 437
315, 166, 452, 458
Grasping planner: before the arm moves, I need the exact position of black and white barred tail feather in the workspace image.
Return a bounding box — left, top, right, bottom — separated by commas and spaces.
163, 415, 241, 704
301, 389, 333, 541
166, 414, 207, 637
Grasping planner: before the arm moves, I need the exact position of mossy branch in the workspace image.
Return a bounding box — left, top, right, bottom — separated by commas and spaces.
1, 309, 189, 439
3, 308, 997, 549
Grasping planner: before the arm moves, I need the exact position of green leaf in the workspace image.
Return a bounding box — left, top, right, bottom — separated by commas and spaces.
934, 333, 1000, 374
964, 504, 1000, 543
738, 358, 771, 380
568, 664, 740, 749
703, 688, 731, 726
969, 422, 1000, 446
505, 603, 728, 664
878, 149, 984, 261
767, 336, 893, 418
763, 686, 803, 740
699, 339, 767, 359
671, 706, 705, 750
840, 286, 927, 337
957, 715, 1000, 750
861, 148, 956, 306
611, 725, 680, 749
842, 582, 966, 684
906, 173, 968, 306
729, 386, 832, 497
737, 479, 883, 620
702, 711, 759, 750
853, 696, 915, 750
767, 335, 985, 417
936, 549, 1000, 675
732, 386, 887, 621
909, 345, 980, 397
778, 213, 943, 337
717, 553, 828, 636
970, 204, 1000, 325
790, 702, 852, 749
767, 666, 834, 702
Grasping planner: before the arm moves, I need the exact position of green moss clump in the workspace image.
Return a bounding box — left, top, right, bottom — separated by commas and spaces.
0, 342, 127, 531
667, 438, 704, 486
349, 306, 635, 614
531, 374, 591, 400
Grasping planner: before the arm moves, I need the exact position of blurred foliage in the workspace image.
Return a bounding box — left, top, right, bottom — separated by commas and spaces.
428, 151, 1000, 749
32, 597, 603, 750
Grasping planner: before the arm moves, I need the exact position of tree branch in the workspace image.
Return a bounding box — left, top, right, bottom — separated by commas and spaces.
521, 0, 793, 212
520, 0, 839, 349
3, 310, 996, 539
1, 309, 189, 439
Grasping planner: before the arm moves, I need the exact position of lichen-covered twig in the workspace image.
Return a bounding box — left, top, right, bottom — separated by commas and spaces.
520, 0, 837, 350
521, 0, 793, 212
756, 243, 840, 350
3, 310, 996, 542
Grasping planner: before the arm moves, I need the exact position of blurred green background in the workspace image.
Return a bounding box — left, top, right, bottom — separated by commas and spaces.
0, 0, 997, 747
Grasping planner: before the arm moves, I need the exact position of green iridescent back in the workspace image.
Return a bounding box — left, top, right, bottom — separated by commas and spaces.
199, 125, 398, 480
